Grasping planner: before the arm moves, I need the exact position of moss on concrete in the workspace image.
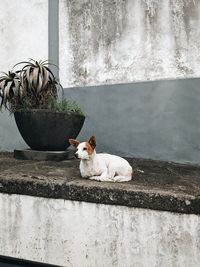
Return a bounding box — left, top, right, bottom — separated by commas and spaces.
0, 153, 200, 214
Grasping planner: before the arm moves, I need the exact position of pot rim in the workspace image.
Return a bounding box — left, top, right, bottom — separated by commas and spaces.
14, 109, 85, 117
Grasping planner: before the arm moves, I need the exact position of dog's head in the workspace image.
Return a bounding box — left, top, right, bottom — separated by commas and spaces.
69, 135, 96, 160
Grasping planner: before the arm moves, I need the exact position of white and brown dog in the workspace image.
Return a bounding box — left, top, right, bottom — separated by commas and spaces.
69, 136, 133, 182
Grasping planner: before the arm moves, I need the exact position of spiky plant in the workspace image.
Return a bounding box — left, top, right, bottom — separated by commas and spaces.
0, 71, 23, 112
0, 59, 63, 112
15, 59, 62, 109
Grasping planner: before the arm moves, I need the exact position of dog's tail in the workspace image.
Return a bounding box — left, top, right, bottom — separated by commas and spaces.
135, 169, 144, 173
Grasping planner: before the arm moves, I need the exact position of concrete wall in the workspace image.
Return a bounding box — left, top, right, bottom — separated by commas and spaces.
59, 0, 200, 87
1, 0, 200, 164
0, 193, 200, 267
0, 0, 48, 73
0, 0, 48, 151
59, 0, 200, 163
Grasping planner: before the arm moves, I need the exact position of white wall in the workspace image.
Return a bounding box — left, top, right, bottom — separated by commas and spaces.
0, 0, 48, 72
0, 193, 200, 267
59, 0, 200, 87
0, 0, 48, 151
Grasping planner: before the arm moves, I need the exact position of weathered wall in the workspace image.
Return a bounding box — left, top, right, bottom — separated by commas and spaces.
0, 193, 200, 267
1, 0, 200, 165
59, 0, 200, 87
59, 0, 200, 163
0, 0, 48, 151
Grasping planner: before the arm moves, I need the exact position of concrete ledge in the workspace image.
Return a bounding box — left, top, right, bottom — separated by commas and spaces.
14, 149, 74, 161
1, 153, 200, 214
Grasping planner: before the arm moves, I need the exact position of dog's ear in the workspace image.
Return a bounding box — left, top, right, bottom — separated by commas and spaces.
69, 139, 80, 148
88, 135, 96, 149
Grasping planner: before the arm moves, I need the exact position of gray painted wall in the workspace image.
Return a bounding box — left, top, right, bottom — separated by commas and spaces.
48, 0, 59, 78
65, 78, 200, 164
0, 111, 26, 152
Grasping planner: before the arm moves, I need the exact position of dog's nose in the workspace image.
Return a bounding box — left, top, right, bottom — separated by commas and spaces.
74, 152, 79, 159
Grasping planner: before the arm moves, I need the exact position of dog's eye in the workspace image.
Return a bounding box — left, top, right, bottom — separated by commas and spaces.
83, 147, 87, 151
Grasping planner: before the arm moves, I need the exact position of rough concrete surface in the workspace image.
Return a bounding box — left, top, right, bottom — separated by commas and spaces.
59, 0, 200, 87
1, 153, 200, 214
1, 153, 200, 266
0, 193, 200, 267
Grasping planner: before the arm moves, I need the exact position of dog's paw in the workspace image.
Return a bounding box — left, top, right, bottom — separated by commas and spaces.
113, 175, 132, 182
90, 176, 115, 182
89, 176, 102, 181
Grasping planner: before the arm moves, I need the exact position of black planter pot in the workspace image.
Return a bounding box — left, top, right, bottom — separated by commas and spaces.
14, 110, 85, 151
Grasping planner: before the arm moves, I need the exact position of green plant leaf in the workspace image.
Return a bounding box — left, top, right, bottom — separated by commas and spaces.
13, 61, 32, 69
44, 66, 56, 80
42, 67, 48, 88
0, 80, 6, 89
13, 80, 20, 95
32, 67, 39, 89
4, 81, 12, 98
37, 74, 43, 93
26, 66, 34, 90
0, 59, 63, 112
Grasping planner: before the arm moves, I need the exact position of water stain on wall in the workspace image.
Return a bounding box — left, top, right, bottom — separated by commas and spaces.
66, 0, 128, 85
61, 0, 200, 87
1, 194, 200, 266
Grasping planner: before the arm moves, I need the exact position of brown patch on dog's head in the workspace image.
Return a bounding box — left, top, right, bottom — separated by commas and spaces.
88, 135, 96, 149
85, 142, 95, 155
69, 138, 80, 148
